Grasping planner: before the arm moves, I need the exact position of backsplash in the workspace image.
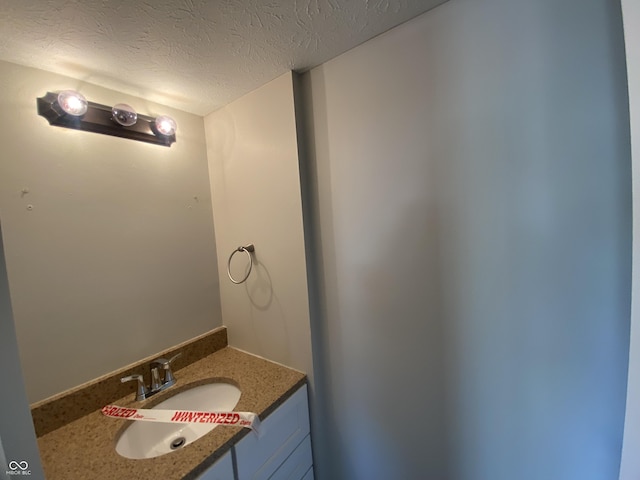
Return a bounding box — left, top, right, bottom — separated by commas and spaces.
31, 326, 228, 436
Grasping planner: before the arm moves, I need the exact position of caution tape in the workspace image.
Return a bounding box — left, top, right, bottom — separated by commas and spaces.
101, 405, 261, 433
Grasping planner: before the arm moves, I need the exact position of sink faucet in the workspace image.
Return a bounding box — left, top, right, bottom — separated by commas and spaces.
150, 353, 181, 390
121, 352, 182, 401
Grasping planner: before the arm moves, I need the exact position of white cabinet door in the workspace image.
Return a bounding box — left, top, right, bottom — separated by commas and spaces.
235, 385, 311, 480
196, 450, 234, 480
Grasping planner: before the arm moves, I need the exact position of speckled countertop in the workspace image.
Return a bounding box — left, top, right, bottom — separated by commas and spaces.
33, 328, 306, 480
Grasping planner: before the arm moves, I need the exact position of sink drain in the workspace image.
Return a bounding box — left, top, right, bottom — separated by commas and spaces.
170, 437, 187, 450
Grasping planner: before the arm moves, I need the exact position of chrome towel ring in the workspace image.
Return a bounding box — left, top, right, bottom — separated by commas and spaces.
227, 244, 255, 284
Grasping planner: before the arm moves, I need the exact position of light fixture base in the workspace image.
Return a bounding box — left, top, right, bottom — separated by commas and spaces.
36, 92, 176, 147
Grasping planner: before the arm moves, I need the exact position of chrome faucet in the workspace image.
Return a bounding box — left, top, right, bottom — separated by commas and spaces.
150, 353, 181, 390
120, 373, 149, 402
121, 352, 182, 401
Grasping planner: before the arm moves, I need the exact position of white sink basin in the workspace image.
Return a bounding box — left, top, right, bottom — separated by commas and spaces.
115, 382, 242, 459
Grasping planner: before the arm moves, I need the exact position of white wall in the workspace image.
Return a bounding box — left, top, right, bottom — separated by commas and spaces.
0, 224, 44, 478
204, 72, 313, 379
620, 0, 640, 478
0, 61, 222, 403
301, 0, 631, 479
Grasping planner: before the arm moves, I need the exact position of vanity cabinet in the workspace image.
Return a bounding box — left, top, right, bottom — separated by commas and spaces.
196, 384, 312, 480
196, 450, 234, 480
235, 384, 311, 480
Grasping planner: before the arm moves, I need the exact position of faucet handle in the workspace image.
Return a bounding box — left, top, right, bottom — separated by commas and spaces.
121, 374, 149, 401
151, 352, 182, 386
164, 352, 182, 385
167, 352, 182, 366
151, 352, 182, 369
150, 367, 162, 391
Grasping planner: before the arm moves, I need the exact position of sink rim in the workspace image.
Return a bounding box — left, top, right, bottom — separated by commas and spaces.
113, 377, 242, 457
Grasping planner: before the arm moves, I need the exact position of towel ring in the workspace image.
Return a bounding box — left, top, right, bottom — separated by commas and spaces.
227, 244, 255, 284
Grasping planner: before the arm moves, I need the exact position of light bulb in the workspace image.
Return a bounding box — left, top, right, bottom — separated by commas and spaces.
112, 103, 137, 126
154, 115, 177, 136
57, 90, 88, 116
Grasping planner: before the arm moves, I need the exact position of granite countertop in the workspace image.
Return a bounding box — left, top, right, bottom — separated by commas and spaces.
34, 333, 306, 480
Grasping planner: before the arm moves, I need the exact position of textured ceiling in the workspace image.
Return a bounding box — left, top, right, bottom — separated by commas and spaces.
0, 0, 446, 115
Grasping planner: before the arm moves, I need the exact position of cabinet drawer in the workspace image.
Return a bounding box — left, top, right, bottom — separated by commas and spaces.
301, 467, 314, 480
270, 434, 312, 480
235, 385, 310, 480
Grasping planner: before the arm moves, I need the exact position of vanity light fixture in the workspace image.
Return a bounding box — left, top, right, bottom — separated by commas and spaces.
36, 90, 177, 147
57, 90, 88, 116
154, 115, 177, 136
111, 103, 138, 126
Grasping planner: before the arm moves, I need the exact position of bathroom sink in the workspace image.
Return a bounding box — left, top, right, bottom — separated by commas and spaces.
115, 382, 242, 459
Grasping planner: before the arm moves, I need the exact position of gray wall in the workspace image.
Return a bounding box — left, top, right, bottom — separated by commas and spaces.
300, 0, 631, 479
620, 1, 640, 477
0, 225, 44, 479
